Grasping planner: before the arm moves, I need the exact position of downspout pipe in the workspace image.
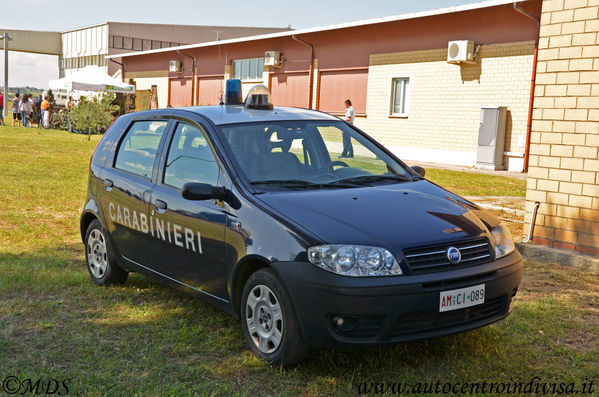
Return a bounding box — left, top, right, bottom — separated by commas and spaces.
523, 201, 541, 243
513, 2, 541, 172
292, 35, 315, 109
513, 1, 541, 22
109, 58, 126, 82
177, 50, 197, 106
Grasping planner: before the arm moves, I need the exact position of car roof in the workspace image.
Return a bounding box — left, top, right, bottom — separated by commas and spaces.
178, 105, 340, 125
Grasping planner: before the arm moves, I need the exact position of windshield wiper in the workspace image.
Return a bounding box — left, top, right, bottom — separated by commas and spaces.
331, 174, 413, 185
250, 179, 358, 189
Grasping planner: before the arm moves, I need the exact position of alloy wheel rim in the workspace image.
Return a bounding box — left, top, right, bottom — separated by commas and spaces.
87, 229, 107, 279
245, 284, 283, 354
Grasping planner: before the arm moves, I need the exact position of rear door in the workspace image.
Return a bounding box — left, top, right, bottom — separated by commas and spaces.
99, 118, 171, 267
148, 119, 229, 300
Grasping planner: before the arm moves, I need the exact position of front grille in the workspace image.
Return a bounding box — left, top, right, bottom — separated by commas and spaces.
403, 237, 493, 274
392, 297, 507, 338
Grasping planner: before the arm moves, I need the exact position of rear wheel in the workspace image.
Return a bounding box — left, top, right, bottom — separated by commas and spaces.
241, 268, 308, 366
85, 219, 128, 285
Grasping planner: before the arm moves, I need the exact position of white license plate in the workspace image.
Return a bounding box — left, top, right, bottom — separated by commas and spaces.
439, 284, 485, 312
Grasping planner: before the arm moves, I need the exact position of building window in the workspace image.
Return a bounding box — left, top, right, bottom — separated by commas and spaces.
59, 58, 65, 70
112, 35, 124, 49
390, 77, 410, 117
233, 58, 264, 81
123, 37, 133, 50
109, 35, 187, 52
133, 38, 143, 51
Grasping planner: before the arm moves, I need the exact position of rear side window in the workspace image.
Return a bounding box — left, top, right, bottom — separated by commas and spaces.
163, 123, 219, 189
114, 120, 168, 179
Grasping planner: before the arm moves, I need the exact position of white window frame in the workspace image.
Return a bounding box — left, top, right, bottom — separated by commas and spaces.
390, 77, 410, 117
232, 58, 265, 82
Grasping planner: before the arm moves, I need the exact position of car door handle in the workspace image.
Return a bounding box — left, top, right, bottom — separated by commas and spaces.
154, 199, 167, 214
104, 179, 113, 191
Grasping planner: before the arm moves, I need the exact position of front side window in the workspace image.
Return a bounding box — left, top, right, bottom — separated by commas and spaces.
114, 120, 168, 179
233, 58, 264, 81
220, 121, 412, 189
163, 123, 220, 189
391, 77, 410, 117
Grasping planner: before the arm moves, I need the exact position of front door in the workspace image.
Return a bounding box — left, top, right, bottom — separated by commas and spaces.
148, 121, 229, 300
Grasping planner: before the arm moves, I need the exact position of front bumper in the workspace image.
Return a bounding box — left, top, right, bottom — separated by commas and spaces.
271, 250, 522, 347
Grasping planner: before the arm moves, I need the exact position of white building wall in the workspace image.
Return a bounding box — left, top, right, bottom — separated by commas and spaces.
61, 24, 108, 77
61, 24, 108, 58
133, 76, 169, 109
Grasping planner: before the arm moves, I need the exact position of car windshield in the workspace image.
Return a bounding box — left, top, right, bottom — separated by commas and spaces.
219, 120, 414, 189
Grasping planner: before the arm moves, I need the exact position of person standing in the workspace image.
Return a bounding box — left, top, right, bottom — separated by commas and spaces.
341, 99, 354, 158
33, 94, 42, 128
12, 94, 21, 127
28, 94, 35, 128
41, 96, 51, 129
19, 95, 32, 128
0, 92, 4, 126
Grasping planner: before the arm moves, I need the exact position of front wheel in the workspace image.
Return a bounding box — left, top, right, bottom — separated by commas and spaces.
85, 219, 128, 285
241, 269, 308, 366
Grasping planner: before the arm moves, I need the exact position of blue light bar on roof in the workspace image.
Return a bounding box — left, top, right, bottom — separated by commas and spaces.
225, 79, 243, 105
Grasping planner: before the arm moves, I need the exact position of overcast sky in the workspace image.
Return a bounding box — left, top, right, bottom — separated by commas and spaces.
1, 0, 477, 89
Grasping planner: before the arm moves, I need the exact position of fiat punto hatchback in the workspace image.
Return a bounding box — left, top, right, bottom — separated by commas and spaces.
80, 83, 522, 366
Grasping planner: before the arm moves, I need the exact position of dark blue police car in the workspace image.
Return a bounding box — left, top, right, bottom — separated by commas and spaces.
80, 81, 521, 366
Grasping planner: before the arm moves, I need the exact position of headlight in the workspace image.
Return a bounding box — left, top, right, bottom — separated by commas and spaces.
307, 245, 402, 276
491, 223, 515, 259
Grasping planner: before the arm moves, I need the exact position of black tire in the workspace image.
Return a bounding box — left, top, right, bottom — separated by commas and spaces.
84, 219, 128, 285
241, 268, 308, 366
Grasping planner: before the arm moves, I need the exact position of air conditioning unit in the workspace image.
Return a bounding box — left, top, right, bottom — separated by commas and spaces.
264, 51, 282, 67
169, 60, 182, 72
447, 40, 475, 63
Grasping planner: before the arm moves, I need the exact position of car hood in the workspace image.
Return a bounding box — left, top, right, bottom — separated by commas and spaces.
256, 180, 496, 254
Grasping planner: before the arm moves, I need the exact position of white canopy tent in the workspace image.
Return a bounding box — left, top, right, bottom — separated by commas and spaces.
49, 66, 134, 94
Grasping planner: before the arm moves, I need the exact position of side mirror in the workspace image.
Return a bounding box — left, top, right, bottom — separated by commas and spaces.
181, 182, 226, 201
411, 166, 426, 177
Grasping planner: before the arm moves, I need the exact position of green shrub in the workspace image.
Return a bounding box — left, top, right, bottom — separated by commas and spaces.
50, 112, 68, 131
70, 94, 120, 134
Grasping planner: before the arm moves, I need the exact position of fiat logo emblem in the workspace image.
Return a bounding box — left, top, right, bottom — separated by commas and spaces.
446, 246, 462, 264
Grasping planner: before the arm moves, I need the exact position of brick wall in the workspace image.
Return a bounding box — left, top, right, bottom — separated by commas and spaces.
359, 41, 535, 170
525, 0, 599, 255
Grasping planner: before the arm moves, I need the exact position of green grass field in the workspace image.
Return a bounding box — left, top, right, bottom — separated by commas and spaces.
0, 126, 597, 396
